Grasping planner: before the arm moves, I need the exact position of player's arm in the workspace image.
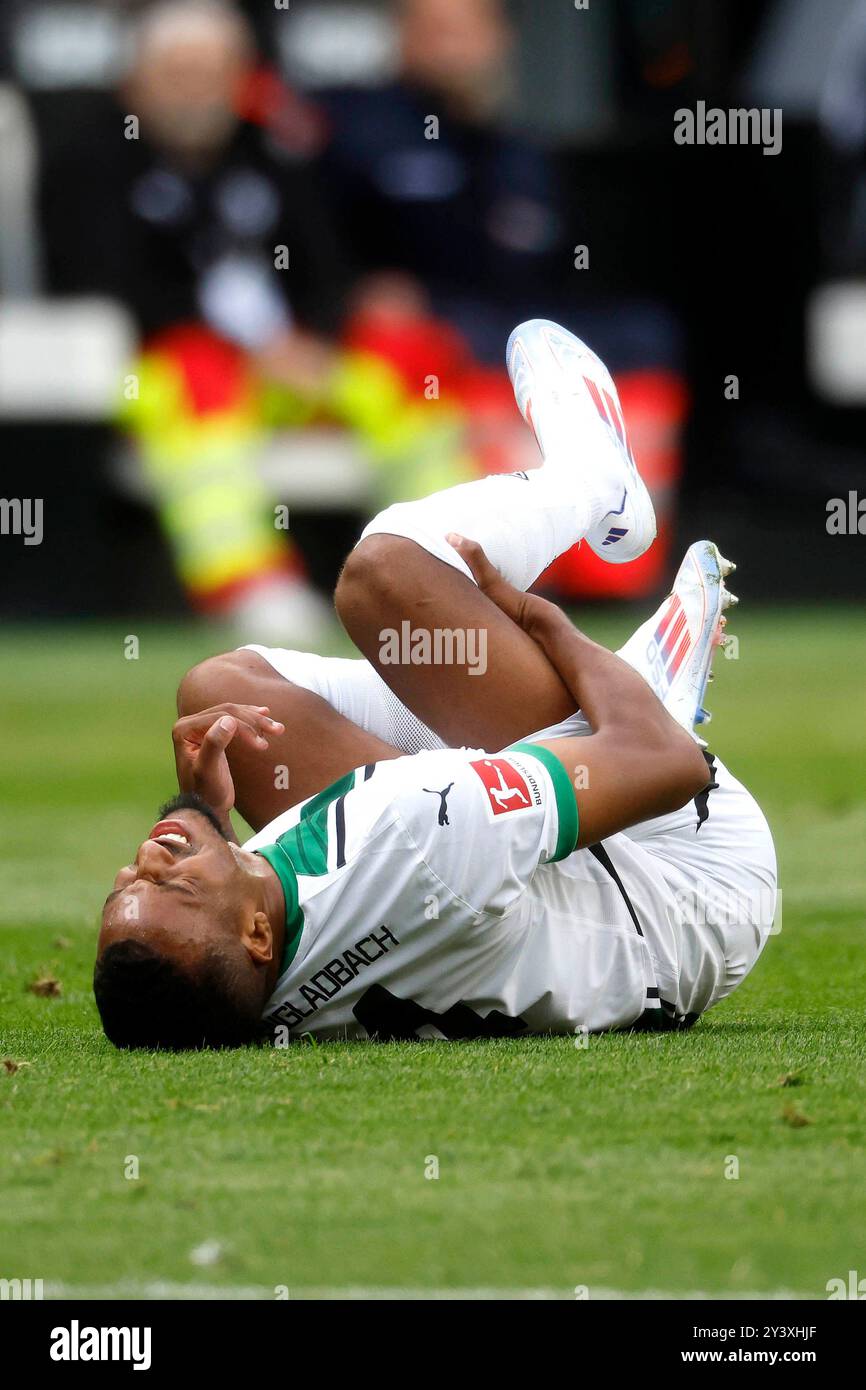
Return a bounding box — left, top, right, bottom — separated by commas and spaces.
176, 654, 400, 830
449, 537, 710, 847
171, 703, 288, 843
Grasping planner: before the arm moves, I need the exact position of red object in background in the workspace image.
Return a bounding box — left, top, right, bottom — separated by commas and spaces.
540, 370, 689, 600
235, 65, 327, 159
344, 309, 474, 399
145, 323, 256, 416
140, 323, 302, 610
457, 366, 531, 476
151, 317, 687, 607
345, 308, 534, 473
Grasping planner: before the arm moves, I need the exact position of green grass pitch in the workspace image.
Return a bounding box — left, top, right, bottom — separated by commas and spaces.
1, 609, 864, 1299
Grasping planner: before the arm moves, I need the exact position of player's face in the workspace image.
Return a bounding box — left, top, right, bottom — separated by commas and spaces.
98, 806, 246, 967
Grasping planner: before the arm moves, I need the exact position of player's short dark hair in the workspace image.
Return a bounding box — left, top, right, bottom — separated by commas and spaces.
93, 939, 261, 1050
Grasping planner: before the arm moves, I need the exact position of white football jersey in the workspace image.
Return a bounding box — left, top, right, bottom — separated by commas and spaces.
240, 647, 777, 1038
244, 743, 712, 1040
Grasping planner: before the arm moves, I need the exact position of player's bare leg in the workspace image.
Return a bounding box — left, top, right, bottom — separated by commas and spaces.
335, 534, 576, 748
336, 318, 656, 745
176, 586, 571, 821
177, 650, 400, 830
181, 318, 659, 803
181, 532, 738, 833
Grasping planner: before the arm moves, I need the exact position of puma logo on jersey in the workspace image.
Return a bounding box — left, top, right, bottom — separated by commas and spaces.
423, 782, 454, 826
470, 757, 535, 818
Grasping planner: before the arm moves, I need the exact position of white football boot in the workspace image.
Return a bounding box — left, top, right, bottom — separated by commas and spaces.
506, 317, 656, 563
616, 540, 738, 743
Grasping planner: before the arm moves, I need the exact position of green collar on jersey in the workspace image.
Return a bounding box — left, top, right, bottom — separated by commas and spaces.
251, 768, 357, 979
254, 843, 304, 976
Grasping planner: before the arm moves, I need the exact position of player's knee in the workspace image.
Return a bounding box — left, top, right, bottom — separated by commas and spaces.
335, 535, 405, 626
176, 650, 260, 715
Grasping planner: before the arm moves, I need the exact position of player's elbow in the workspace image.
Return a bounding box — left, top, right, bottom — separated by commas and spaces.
629, 723, 709, 817
665, 730, 712, 807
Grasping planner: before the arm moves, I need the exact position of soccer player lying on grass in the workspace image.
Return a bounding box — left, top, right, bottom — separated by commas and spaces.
95, 320, 777, 1047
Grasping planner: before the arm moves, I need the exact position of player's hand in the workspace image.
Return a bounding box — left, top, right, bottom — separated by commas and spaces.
171, 705, 285, 823
445, 534, 561, 642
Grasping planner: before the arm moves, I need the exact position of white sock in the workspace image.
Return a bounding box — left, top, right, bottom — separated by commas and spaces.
360, 465, 611, 592
241, 645, 446, 753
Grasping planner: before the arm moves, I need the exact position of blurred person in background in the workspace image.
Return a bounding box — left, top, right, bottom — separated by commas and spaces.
318, 0, 688, 601
820, 0, 866, 273
38, 0, 508, 637
320, 0, 562, 359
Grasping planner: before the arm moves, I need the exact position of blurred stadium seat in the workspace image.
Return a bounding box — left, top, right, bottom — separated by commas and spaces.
0, 299, 136, 419
0, 83, 41, 296
807, 280, 866, 403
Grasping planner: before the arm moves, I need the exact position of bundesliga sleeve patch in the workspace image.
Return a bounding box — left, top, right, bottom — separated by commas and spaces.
469, 756, 541, 819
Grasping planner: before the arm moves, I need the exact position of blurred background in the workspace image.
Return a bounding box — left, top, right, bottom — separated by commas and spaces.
1, 0, 864, 644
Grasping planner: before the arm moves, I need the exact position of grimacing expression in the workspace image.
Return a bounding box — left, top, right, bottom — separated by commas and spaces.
94, 795, 283, 1049
98, 803, 246, 971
